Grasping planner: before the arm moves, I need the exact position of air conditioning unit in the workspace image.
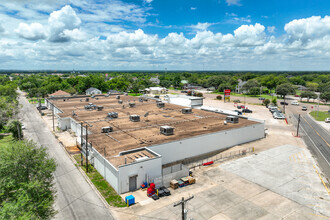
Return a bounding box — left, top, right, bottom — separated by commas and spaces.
182, 108, 192, 114
97, 106, 103, 111
107, 112, 118, 118
116, 95, 120, 99
85, 98, 89, 102
101, 126, 113, 133
226, 116, 239, 124
118, 100, 123, 104
130, 115, 140, 122
129, 103, 135, 107
160, 126, 174, 136
157, 102, 165, 108
139, 98, 143, 102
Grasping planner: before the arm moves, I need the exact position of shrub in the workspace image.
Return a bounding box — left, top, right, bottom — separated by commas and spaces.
264, 99, 270, 106
216, 95, 222, 100
195, 92, 203, 97
233, 99, 240, 103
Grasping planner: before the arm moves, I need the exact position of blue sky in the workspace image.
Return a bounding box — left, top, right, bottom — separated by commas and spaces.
0, 0, 330, 70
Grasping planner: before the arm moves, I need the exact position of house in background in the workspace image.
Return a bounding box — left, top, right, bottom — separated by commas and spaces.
48, 90, 70, 98
144, 87, 167, 94
235, 79, 247, 94
86, 87, 102, 95
150, 76, 160, 84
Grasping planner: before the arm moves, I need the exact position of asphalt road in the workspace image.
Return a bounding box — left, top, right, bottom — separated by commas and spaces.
18, 91, 114, 220
289, 108, 330, 179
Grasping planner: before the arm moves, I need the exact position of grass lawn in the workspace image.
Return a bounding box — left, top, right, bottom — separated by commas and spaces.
212, 92, 281, 100
28, 98, 45, 104
128, 93, 142, 96
73, 155, 127, 207
0, 134, 14, 147
309, 111, 330, 121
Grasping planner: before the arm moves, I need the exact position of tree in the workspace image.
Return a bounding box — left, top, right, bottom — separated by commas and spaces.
0, 140, 56, 219
300, 91, 318, 102
272, 98, 277, 106
276, 83, 295, 99
264, 99, 270, 106
320, 92, 330, 103
306, 82, 318, 91
6, 119, 22, 140
242, 79, 260, 94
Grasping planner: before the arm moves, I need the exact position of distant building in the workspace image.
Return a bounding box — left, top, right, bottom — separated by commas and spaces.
48, 90, 70, 97
235, 79, 247, 94
297, 85, 308, 91
86, 87, 102, 95
150, 77, 160, 85
183, 84, 203, 90
108, 90, 122, 94
144, 87, 167, 94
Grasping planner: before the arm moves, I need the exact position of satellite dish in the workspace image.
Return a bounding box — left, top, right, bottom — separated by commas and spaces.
144, 112, 149, 117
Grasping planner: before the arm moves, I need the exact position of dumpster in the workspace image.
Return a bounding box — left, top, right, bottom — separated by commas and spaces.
125, 195, 135, 206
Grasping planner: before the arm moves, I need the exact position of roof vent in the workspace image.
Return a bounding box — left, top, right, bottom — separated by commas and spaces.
85, 98, 89, 102
118, 100, 123, 104
157, 102, 165, 108
182, 108, 192, 114
129, 103, 135, 107
107, 112, 118, 118
97, 106, 103, 111
160, 126, 174, 136
101, 126, 113, 133
226, 116, 239, 123
116, 95, 120, 99
139, 98, 143, 102
85, 104, 96, 110
130, 115, 140, 122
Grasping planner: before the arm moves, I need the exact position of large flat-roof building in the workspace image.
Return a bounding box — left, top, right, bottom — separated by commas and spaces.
46, 95, 264, 194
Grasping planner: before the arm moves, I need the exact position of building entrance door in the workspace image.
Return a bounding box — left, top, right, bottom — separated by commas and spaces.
129, 175, 137, 191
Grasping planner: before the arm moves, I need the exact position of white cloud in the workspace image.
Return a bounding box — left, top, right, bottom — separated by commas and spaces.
15, 22, 46, 40
234, 23, 265, 46
189, 22, 212, 31
226, 0, 242, 6
191, 7, 197, 10
144, 0, 153, 3
267, 26, 276, 33
0, 24, 4, 33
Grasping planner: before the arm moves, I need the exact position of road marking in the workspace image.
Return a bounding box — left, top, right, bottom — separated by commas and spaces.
301, 116, 330, 147
313, 165, 330, 195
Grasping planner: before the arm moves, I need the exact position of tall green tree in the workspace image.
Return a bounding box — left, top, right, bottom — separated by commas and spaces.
0, 141, 56, 219
320, 92, 330, 103
276, 83, 296, 99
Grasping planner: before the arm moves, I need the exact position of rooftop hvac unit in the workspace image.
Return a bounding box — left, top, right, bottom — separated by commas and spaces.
105, 94, 109, 97
107, 112, 118, 118
116, 95, 120, 99
95, 97, 99, 100
97, 106, 103, 111
157, 102, 165, 108
226, 116, 239, 124
182, 108, 192, 114
130, 115, 140, 122
139, 98, 143, 102
129, 103, 135, 107
85, 98, 89, 102
118, 100, 123, 104
160, 126, 174, 136
101, 126, 113, 133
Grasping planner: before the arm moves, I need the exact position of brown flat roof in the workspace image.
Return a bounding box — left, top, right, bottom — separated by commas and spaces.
50, 95, 258, 167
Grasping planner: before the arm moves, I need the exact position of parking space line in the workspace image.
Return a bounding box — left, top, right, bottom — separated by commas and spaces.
313, 165, 330, 195
308, 213, 330, 219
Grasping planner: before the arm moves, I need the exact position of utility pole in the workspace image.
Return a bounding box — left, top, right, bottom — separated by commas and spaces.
173, 196, 194, 220
283, 96, 286, 114
85, 124, 89, 173
80, 122, 83, 166
296, 114, 301, 137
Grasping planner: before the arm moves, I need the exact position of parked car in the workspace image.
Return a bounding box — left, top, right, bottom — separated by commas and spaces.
242, 108, 252, 113
233, 110, 242, 115
302, 106, 307, 111
181, 90, 188, 93
258, 97, 265, 100
275, 114, 286, 119
280, 101, 288, 105
325, 118, 330, 123
291, 101, 299, 106
237, 105, 245, 109
37, 105, 47, 110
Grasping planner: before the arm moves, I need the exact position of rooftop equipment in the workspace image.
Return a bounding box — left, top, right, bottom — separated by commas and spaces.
101, 126, 113, 133
85, 98, 89, 102
116, 95, 120, 99
129, 103, 135, 107
107, 112, 118, 118
130, 115, 140, 122
139, 98, 143, 102
97, 106, 103, 111
226, 116, 239, 124
182, 108, 192, 114
118, 100, 123, 104
157, 102, 165, 108
160, 126, 174, 136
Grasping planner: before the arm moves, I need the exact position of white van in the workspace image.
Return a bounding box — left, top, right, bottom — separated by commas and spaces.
291, 101, 299, 106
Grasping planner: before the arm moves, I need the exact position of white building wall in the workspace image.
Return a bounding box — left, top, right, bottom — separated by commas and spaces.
58, 117, 71, 130
168, 97, 191, 107
118, 157, 162, 194
149, 123, 264, 165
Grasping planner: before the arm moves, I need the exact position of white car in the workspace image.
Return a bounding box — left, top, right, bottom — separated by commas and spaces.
291, 101, 299, 106
326, 118, 330, 123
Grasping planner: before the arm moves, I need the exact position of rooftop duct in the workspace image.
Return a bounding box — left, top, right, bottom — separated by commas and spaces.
130, 115, 140, 122
107, 112, 118, 118
118, 100, 123, 104
160, 126, 174, 136
129, 103, 135, 108
97, 106, 103, 111
101, 126, 113, 133
116, 95, 120, 99
182, 108, 192, 114
157, 102, 165, 108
